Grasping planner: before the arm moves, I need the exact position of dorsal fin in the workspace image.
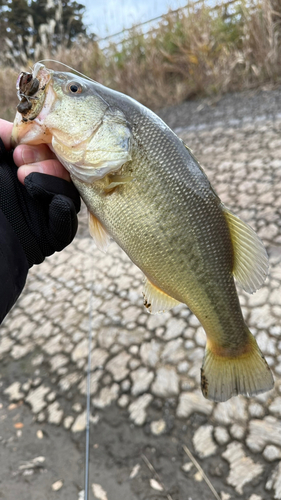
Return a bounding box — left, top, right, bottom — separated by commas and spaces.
143, 278, 181, 313
88, 211, 111, 252
222, 205, 269, 293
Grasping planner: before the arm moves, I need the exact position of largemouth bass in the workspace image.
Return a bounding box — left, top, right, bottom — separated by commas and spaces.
12, 63, 274, 402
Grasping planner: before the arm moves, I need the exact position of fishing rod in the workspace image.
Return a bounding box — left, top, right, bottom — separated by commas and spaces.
84, 266, 94, 500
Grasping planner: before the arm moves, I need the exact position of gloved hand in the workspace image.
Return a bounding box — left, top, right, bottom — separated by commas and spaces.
0, 138, 81, 267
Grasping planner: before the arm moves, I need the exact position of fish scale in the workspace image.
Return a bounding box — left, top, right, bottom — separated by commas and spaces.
12, 63, 274, 402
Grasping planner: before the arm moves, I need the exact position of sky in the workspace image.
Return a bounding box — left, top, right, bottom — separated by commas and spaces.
81, 0, 193, 41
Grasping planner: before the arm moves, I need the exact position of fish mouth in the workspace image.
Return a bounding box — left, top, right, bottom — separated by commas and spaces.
12, 63, 54, 147
16, 63, 52, 121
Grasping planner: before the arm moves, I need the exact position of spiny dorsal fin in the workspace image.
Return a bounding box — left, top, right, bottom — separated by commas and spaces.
143, 278, 181, 313
222, 205, 269, 294
88, 211, 111, 252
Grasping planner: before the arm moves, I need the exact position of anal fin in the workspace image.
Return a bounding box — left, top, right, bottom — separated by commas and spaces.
143, 278, 181, 313
88, 211, 111, 252
222, 205, 269, 293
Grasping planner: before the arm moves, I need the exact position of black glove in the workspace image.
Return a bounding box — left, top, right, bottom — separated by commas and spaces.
0, 138, 81, 268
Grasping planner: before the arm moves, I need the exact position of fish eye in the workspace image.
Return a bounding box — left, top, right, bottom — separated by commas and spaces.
68, 82, 83, 94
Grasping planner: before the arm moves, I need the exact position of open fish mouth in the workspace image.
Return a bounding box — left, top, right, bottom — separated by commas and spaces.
15, 63, 52, 122
12, 63, 56, 147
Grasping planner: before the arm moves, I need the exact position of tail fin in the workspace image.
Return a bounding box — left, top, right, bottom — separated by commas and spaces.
201, 333, 274, 402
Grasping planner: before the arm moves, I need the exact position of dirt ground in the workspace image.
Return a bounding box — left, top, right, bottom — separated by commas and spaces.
0, 392, 251, 500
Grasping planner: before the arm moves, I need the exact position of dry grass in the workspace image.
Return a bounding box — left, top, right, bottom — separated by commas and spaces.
1, 67, 22, 122
2, 0, 281, 121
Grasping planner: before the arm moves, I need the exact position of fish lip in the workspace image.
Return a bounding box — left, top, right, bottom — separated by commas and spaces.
15, 64, 52, 122
12, 65, 56, 147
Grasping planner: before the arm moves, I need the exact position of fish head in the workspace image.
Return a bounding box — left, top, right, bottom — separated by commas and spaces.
12, 63, 132, 182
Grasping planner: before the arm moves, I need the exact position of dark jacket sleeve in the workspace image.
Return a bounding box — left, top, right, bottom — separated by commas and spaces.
0, 209, 28, 323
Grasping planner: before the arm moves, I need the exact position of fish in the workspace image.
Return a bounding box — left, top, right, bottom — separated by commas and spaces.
12, 62, 274, 402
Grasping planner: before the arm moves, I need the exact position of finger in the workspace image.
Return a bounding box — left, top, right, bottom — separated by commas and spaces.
17, 159, 71, 184
49, 196, 78, 249
13, 144, 58, 167
0, 119, 13, 150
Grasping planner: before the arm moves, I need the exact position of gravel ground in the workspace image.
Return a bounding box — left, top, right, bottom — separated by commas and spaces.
1, 87, 281, 500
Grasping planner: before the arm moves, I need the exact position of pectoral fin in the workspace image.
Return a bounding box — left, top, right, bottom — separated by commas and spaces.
104, 175, 134, 193
143, 278, 181, 313
88, 211, 111, 252
222, 206, 269, 293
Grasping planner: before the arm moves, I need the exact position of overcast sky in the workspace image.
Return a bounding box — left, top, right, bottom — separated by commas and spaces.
81, 0, 192, 40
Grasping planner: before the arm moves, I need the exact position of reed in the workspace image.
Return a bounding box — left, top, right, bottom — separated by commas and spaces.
1, 0, 281, 120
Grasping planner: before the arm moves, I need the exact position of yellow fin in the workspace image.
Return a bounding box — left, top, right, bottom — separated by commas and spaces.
142, 278, 181, 313
88, 211, 111, 252
104, 175, 134, 193
201, 333, 274, 402
222, 206, 269, 293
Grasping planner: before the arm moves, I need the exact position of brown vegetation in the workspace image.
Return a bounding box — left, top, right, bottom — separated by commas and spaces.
2, 0, 281, 121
